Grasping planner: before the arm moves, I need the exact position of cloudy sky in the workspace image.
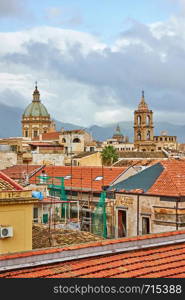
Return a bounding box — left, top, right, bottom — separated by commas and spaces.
0, 0, 185, 126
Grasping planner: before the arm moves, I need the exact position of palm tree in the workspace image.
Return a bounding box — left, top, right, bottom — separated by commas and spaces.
101, 145, 119, 166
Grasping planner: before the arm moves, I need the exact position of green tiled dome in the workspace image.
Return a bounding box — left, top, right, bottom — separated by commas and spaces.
23, 84, 50, 117
23, 102, 49, 117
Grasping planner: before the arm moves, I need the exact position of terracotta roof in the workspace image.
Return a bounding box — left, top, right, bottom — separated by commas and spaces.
147, 160, 185, 196
30, 166, 127, 191
41, 132, 60, 140
0, 171, 23, 191
111, 160, 185, 197
1, 230, 185, 278
28, 142, 54, 146
113, 159, 162, 167
118, 151, 167, 159
1, 165, 44, 180
62, 129, 85, 134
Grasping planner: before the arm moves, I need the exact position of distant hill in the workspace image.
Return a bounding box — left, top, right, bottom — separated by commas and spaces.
0, 103, 185, 143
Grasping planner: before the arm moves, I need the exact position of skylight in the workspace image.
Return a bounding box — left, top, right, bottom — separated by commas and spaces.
94, 176, 103, 181
64, 175, 71, 180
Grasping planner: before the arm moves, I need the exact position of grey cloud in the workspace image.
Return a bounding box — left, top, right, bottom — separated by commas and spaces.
3, 20, 185, 122
0, 0, 27, 17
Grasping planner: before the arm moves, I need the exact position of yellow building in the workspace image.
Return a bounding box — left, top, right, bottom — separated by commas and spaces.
0, 171, 37, 254
71, 151, 102, 166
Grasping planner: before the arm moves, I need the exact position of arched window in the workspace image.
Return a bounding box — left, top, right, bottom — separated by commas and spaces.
137, 132, 141, 140
137, 115, 141, 126
25, 130, 28, 137
73, 138, 81, 143
62, 138, 66, 143
147, 115, 150, 126
147, 131, 150, 140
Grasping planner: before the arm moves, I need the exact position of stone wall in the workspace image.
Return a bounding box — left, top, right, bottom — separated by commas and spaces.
0, 152, 17, 170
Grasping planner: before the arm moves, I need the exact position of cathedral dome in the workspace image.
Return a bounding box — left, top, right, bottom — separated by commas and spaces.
23, 84, 50, 117
23, 102, 49, 117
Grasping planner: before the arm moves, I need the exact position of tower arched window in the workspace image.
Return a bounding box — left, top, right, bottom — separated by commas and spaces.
137, 115, 141, 126
62, 138, 66, 143
137, 132, 141, 141
73, 138, 81, 143
25, 130, 28, 137
147, 131, 150, 140
147, 115, 150, 126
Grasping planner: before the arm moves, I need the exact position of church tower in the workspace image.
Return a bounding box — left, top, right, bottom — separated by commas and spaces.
134, 91, 156, 151
22, 83, 52, 139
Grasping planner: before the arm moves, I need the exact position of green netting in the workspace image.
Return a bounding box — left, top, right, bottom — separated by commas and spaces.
92, 191, 107, 238
37, 175, 69, 220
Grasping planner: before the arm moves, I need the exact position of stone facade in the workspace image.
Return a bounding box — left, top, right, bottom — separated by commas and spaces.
105, 192, 185, 239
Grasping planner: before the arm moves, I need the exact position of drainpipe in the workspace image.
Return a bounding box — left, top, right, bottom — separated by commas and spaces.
176, 198, 179, 230
137, 194, 139, 236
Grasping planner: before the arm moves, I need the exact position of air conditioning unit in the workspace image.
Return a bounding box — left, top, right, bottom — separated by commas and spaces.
0, 226, 13, 238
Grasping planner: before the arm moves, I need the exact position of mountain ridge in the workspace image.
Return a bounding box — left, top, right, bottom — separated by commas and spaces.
0, 104, 184, 143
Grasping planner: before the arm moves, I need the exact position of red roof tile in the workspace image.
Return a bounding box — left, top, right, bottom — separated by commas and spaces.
1, 165, 44, 181
30, 166, 127, 191
41, 132, 60, 140
0, 171, 23, 191
147, 160, 185, 197
1, 231, 185, 278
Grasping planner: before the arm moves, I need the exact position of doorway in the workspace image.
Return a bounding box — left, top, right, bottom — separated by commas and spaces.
118, 210, 127, 237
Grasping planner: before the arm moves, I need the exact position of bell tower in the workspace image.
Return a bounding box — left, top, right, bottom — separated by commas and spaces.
134, 91, 156, 151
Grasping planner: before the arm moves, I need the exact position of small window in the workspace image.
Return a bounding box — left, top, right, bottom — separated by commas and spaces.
142, 217, 150, 235
94, 176, 103, 181
25, 130, 28, 137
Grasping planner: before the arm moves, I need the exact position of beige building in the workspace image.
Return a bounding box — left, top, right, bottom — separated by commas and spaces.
154, 132, 177, 151
59, 129, 93, 155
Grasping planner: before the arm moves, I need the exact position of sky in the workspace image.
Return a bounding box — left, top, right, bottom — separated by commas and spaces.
0, 0, 185, 126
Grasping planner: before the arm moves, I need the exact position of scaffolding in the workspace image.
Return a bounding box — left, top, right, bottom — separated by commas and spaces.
36, 169, 108, 239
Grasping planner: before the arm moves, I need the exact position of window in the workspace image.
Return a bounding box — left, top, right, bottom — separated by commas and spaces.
33, 208, 38, 223
146, 115, 150, 126
147, 131, 150, 140
137, 115, 141, 126
73, 138, 81, 143
25, 130, 28, 137
142, 217, 150, 234
137, 132, 141, 140
158, 147, 162, 150
62, 138, 66, 143
34, 130, 38, 137
94, 176, 103, 181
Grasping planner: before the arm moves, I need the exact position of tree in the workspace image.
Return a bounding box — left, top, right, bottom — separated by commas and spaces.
101, 145, 119, 166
